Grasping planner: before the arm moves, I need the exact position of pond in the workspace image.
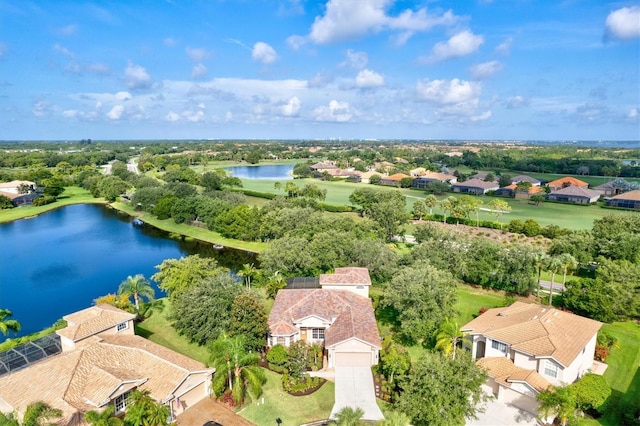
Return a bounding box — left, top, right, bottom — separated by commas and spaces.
225, 164, 294, 180
0, 204, 256, 337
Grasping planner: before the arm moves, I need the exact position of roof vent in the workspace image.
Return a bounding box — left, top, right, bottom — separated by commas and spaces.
532, 315, 538, 320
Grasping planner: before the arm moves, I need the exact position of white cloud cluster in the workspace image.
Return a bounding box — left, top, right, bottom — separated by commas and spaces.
124, 62, 152, 90
306, 0, 459, 44
281, 96, 301, 116
107, 104, 124, 120
628, 107, 639, 119
192, 63, 208, 79
313, 99, 353, 122
355, 69, 385, 88
416, 78, 481, 104
252, 42, 278, 64
605, 6, 640, 40
186, 47, 210, 62
469, 60, 502, 80
506, 95, 529, 109
344, 49, 368, 69
426, 30, 484, 62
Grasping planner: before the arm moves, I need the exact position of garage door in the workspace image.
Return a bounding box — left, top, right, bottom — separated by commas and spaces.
335, 352, 371, 367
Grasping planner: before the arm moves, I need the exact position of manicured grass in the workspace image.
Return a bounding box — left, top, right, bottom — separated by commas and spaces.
454, 284, 506, 325
515, 172, 640, 187
134, 298, 211, 365
239, 369, 335, 426
0, 187, 105, 223
112, 201, 267, 253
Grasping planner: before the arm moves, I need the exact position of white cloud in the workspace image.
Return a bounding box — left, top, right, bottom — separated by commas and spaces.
281, 96, 301, 116
470, 110, 492, 122
32, 99, 53, 117
628, 107, 639, 119
355, 69, 385, 88
416, 78, 481, 104
343, 49, 368, 69
605, 6, 640, 40
469, 60, 503, 80
63, 110, 79, 118
56, 25, 78, 36
53, 43, 74, 58
183, 109, 204, 122
252, 42, 278, 64
307, 72, 333, 88
192, 63, 208, 79
87, 63, 110, 75
313, 99, 353, 122
107, 105, 124, 120
164, 37, 177, 47
307, 0, 459, 44
506, 96, 529, 109
286, 35, 306, 50
165, 111, 180, 122
426, 30, 484, 62
114, 91, 132, 101
495, 36, 513, 54
186, 47, 210, 62
124, 62, 152, 90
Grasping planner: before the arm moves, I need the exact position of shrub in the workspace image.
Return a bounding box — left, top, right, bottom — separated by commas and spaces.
32, 195, 56, 206
266, 344, 289, 368
594, 345, 609, 362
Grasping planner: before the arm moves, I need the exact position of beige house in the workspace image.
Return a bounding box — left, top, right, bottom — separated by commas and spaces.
462, 302, 602, 414
0, 180, 36, 194
268, 267, 381, 368
0, 305, 213, 425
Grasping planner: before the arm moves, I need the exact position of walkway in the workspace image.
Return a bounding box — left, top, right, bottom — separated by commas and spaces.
466, 399, 538, 426
329, 367, 384, 421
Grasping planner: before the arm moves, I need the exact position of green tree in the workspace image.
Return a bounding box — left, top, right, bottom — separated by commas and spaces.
171, 273, 243, 345
558, 253, 578, 290
545, 256, 563, 305
396, 352, 486, 426
0, 309, 21, 336
97, 176, 129, 202
462, 195, 483, 227
200, 171, 223, 190
238, 263, 257, 288
399, 177, 414, 188
348, 187, 379, 216
383, 263, 458, 343
230, 291, 269, 352
412, 200, 427, 220
117, 274, 155, 316
22, 401, 63, 426
434, 319, 464, 360
533, 251, 550, 298
440, 196, 457, 223
569, 373, 610, 413
210, 334, 266, 406
486, 199, 511, 230
530, 193, 545, 206
498, 174, 512, 187
292, 163, 312, 178
151, 255, 225, 300
425, 180, 449, 195
153, 195, 178, 220
562, 278, 617, 322
332, 406, 364, 426
369, 174, 381, 184
284, 181, 299, 197
265, 271, 286, 299
84, 405, 124, 426
378, 337, 411, 394
0, 195, 13, 209
537, 386, 576, 426
299, 183, 327, 201
42, 177, 66, 197
367, 191, 408, 241
424, 194, 437, 215
123, 389, 169, 426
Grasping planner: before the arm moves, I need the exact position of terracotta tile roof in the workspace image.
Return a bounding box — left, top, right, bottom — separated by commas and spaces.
547, 176, 588, 188
477, 357, 552, 393
462, 302, 601, 367
268, 289, 380, 348
610, 189, 640, 201
310, 162, 337, 170
319, 267, 371, 286
548, 186, 601, 199
452, 178, 499, 190
58, 304, 136, 342
0, 335, 211, 423
505, 184, 544, 194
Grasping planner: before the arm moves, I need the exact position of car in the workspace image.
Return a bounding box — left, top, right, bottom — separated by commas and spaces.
202, 422, 222, 426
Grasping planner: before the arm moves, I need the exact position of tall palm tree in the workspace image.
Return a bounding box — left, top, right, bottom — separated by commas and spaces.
558, 253, 578, 293
533, 251, 549, 298
545, 256, 563, 306
237, 263, 256, 288
123, 389, 169, 426
266, 271, 286, 299
0, 309, 21, 336
378, 410, 411, 426
424, 194, 437, 215
85, 406, 123, 426
117, 274, 155, 315
332, 406, 364, 426
434, 319, 464, 360
537, 386, 576, 426
22, 401, 63, 426
210, 334, 266, 406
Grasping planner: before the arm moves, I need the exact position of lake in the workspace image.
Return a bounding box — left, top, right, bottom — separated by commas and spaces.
225, 164, 293, 180
0, 204, 256, 337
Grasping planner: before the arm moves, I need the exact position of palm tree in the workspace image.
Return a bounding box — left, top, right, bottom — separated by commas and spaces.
123, 389, 169, 426
266, 271, 286, 299
434, 319, 464, 360
378, 410, 411, 426
440, 196, 457, 224
332, 406, 364, 426
210, 334, 266, 406
117, 274, 155, 316
537, 386, 576, 426
0, 309, 21, 336
558, 253, 578, 293
533, 251, 549, 298
85, 406, 124, 426
424, 194, 437, 215
545, 256, 563, 306
237, 263, 256, 288
22, 401, 63, 426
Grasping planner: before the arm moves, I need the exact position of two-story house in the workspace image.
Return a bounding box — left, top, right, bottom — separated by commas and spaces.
267, 267, 381, 368
461, 302, 602, 414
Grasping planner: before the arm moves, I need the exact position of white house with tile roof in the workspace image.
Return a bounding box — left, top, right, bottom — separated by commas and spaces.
0, 305, 213, 425
461, 302, 602, 414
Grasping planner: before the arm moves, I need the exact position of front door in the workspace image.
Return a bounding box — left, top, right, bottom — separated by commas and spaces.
476, 340, 486, 358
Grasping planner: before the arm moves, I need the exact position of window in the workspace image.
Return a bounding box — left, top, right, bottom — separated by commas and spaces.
544, 360, 558, 378
116, 322, 128, 332
312, 328, 325, 340
491, 340, 507, 353
277, 337, 285, 345
114, 391, 130, 413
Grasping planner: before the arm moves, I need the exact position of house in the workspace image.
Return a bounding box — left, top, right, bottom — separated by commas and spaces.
593, 181, 623, 197
547, 186, 600, 204
267, 267, 381, 368
310, 161, 338, 173
605, 189, 640, 210
494, 184, 545, 199
0, 305, 213, 425
354, 170, 381, 184
462, 302, 602, 414
0, 180, 36, 194
510, 175, 541, 186
379, 173, 411, 187
411, 171, 457, 189
546, 176, 588, 191
451, 178, 499, 195
469, 172, 493, 181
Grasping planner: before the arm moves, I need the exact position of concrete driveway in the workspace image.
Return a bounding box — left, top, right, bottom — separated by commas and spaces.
330, 367, 384, 421
466, 398, 538, 426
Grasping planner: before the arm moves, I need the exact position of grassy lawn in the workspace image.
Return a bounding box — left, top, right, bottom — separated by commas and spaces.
134, 298, 211, 365
0, 186, 105, 223
239, 369, 335, 426
454, 284, 506, 325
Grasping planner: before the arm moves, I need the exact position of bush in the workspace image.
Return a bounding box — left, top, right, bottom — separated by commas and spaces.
229, 188, 276, 200
594, 345, 609, 362
319, 203, 353, 213
266, 344, 289, 367
281, 373, 322, 393
31, 195, 56, 206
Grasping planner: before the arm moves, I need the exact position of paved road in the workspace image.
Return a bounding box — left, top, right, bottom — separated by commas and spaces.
330, 367, 384, 421
127, 158, 140, 175
537, 279, 566, 293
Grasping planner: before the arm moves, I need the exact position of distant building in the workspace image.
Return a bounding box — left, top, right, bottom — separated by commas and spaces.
547, 177, 588, 191
451, 178, 499, 195
605, 190, 640, 210
510, 175, 541, 186
547, 186, 600, 204
379, 173, 411, 187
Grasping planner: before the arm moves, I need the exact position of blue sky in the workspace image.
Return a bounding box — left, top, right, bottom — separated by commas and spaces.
1, 0, 639, 141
